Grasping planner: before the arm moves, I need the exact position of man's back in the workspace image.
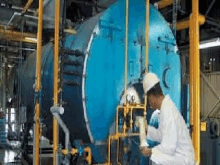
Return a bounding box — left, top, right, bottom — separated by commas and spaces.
160, 95, 195, 164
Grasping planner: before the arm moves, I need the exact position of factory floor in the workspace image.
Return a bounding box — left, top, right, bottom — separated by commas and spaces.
0, 148, 21, 165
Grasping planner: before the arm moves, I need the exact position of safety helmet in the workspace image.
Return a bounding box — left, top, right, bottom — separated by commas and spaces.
143, 72, 159, 94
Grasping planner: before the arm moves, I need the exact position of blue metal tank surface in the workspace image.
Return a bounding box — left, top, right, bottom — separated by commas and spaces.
20, 0, 181, 162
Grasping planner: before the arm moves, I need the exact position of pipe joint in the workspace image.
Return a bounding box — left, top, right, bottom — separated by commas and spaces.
50, 106, 64, 115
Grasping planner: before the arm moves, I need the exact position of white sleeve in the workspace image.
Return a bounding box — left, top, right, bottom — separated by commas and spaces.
152, 107, 178, 156
147, 125, 162, 142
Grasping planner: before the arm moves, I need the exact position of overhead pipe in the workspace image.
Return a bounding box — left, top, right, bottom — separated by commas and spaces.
157, 0, 173, 9
53, 0, 61, 164
33, 0, 44, 164
176, 15, 205, 31
189, 0, 201, 164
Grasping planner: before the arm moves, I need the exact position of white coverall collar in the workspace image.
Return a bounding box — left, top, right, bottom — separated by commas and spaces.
160, 94, 170, 111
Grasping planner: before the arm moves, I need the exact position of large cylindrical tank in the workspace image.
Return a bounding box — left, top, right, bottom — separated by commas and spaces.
20, 0, 180, 147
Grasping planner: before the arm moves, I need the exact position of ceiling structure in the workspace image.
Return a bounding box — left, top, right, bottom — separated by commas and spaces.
0, 0, 219, 71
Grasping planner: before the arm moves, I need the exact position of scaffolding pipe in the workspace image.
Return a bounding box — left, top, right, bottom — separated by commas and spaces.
189, 0, 200, 164
33, 0, 44, 164
53, 0, 60, 164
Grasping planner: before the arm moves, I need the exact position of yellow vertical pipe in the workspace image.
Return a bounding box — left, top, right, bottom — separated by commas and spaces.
34, 0, 44, 164
189, 15, 194, 141
189, 0, 200, 164
124, 0, 129, 105
53, 0, 60, 164
145, 0, 149, 73
144, 0, 150, 116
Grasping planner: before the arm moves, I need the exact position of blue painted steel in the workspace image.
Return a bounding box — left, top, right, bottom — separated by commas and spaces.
0, 118, 6, 146
82, 0, 180, 143
20, 0, 181, 163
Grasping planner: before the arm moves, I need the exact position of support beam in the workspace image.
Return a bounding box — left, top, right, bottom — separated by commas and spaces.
176, 15, 205, 31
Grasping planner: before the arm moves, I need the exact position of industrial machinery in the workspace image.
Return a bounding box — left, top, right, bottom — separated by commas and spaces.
17, 0, 181, 164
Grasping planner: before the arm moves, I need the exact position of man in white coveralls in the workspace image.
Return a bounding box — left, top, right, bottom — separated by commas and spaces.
140, 72, 195, 165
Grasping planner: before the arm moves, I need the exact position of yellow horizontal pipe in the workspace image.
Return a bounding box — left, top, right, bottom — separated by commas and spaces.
177, 15, 205, 31
158, 0, 173, 9
62, 148, 78, 155
0, 28, 37, 43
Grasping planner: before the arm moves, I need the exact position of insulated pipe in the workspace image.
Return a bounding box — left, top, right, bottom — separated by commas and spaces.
53, 0, 60, 164
52, 113, 69, 151
34, 0, 44, 164
189, 0, 200, 163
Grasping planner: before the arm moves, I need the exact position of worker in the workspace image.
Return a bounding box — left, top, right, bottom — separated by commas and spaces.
141, 72, 195, 165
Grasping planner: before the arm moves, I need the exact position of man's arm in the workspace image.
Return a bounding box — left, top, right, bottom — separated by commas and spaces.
147, 125, 162, 142
151, 109, 178, 156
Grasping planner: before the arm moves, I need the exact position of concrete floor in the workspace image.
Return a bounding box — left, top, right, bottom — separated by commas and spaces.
0, 149, 21, 165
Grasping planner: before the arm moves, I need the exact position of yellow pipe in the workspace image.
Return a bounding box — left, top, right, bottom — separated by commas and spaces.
84, 147, 92, 165
22, 0, 33, 13
62, 148, 78, 156
117, 138, 120, 165
34, 0, 44, 164
0, 28, 37, 43
158, 0, 173, 9
124, 0, 129, 105
107, 137, 111, 164
34, 103, 40, 165
53, 0, 60, 164
176, 15, 205, 31
145, 0, 149, 73
116, 107, 119, 134
189, 15, 194, 140
71, 148, 78, 155
189, 0, 201, 164
129, 108, 133, 128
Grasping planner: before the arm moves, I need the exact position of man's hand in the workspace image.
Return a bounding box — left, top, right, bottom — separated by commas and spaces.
140, 146, 152, 157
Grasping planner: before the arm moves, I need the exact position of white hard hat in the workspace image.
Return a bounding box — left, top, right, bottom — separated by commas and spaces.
143, 72, 160, 94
